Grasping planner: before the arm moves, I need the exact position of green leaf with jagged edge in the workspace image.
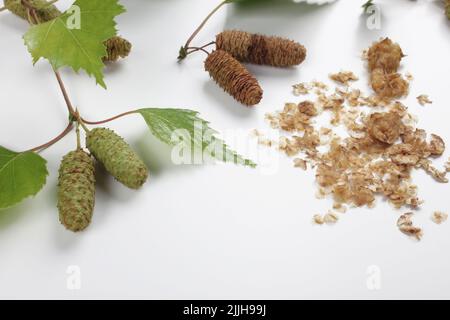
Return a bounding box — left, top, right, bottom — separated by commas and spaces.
0, 146, 48, 209
23, 0, 126, 88
138, 108, 257, 168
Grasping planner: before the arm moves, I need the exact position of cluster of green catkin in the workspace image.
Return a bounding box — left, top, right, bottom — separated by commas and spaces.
205, 30, 306, 106
57, 128, 149, 232
4, 0, 131, 62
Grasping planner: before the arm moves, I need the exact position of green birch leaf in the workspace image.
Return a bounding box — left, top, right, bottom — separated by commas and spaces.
0, 146, 48, 209
138, 108, 257, 168
23, 0, 126, 88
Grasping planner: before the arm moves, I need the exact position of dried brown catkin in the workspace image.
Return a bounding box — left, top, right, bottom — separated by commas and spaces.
103, 36, 132, 62
205, 50, 263, 106
216, 30, 306, 67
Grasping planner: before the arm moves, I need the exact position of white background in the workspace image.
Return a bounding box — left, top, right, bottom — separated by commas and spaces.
0, 0, 449, 299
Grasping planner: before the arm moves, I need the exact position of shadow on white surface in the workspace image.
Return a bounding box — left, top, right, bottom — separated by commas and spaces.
202, 81, 257, 118
135, 131, 205, 177
0, 202, 33, 231
103, 61, 126, 76
224, 1, 332, 34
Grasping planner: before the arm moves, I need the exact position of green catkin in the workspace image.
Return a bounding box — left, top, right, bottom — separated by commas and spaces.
103, 36, 132, 62
57, 150, 95, 232
86, 128, 149, 189
216, 30, 307, 67
4, 0, 61, 23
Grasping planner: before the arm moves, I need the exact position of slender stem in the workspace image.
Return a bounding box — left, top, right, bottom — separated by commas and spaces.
17, 0, 135, 151
78, 118, 90, 132
23, 1, 39, 25
183, 0, 228, 50
26, 122, 73, 153
53, 71, 91, 133
54, 71, 77, 117
187, 47, 210, 56
81, 110, 138, 125
75, 121, 81, 149
183, 41, 215, 58
200, 41, 216, 49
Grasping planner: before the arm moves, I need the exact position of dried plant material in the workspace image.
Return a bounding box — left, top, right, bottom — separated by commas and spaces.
386, 144, 420, 166
417, 95, 432, 106
367, 38, 409, 100
216, 30, 307, 67
323, 212, 339, 224
446, 158, 450, 172
419, 159, 448, 183
298, 101, 318, 117
329, 71, 359, 86
257, 137, 273, 147
273, 77, 446, 210
431, 211, 448, 224
293, 83, 310, 95
311, 81, 328, 91
294, 158, 307, 170
251, 129, 262, 137
279, 131, 320, 157
361, 49, 369, 60
268, 101, 318, 133
405, 72, 414, 81
265, 113, 279, 129
313, 214, 324, 225
257, 40, 448, 239
397, 213, 422, 240
370, 68, 409, 100
368, 38, 404, 73
251, 130, 273, 146
428, 134, 445, 156
347, 89, 361, 107
103, 36, 132, 62
367, 112, 403, 144
205, 50, 263, 106
333, 203, 347, 213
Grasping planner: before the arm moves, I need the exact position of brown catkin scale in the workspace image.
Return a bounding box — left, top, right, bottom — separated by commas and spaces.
205, 50, 263, 106
103, 36, 132, 62
4, 0, 61, 23
216, 30, 306, 67
370, 68, 409, 99
57, 150, 96, 232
